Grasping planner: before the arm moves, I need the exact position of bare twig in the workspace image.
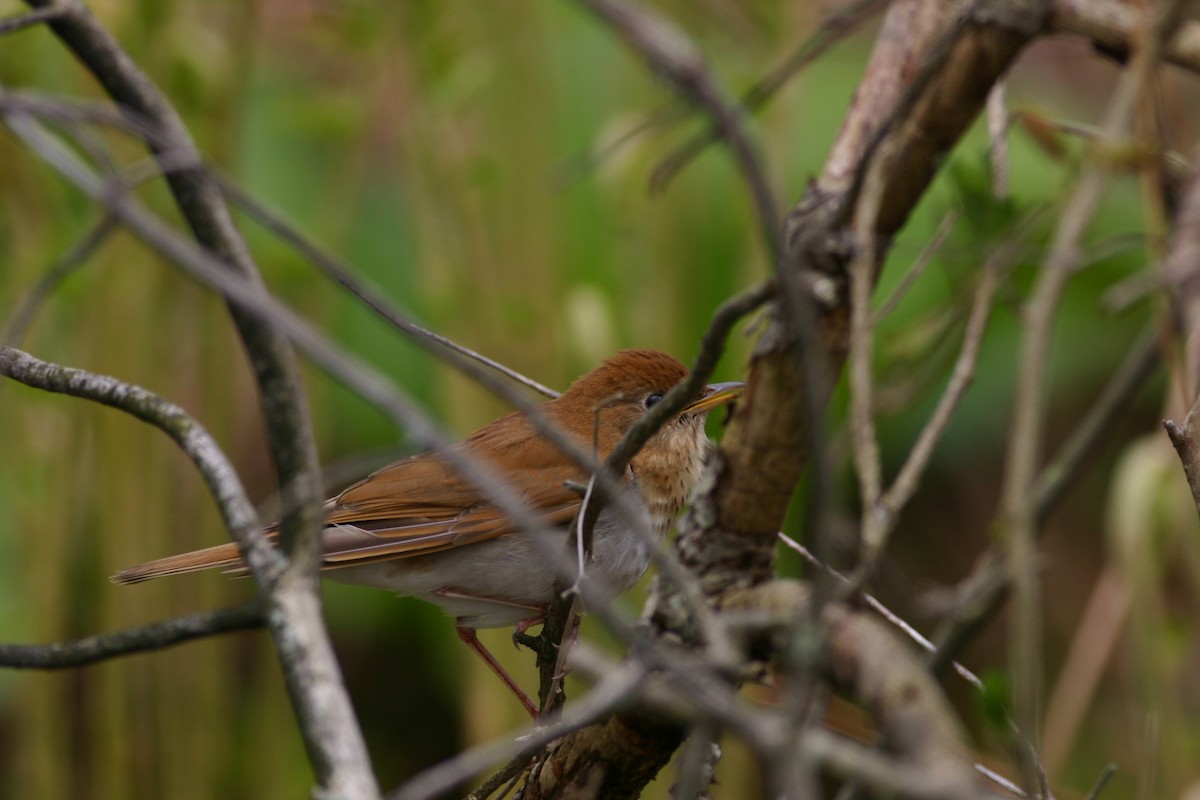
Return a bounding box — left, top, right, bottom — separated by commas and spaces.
0, 88, 560, 404
999, 6, 1172, 788
573, 0, 781, 263
671, 726, 722, 800
214, 180, 559, 398
649, 0, 890, 193
928, 323, 1161, 679
0, 346, 281, 580
975, 764, 1026, 797
878, 229, 1022, 529
0, 602, 264, 668
16, 0, 364, 790
0, 4, 67, 35
1033, 328, 1160, 523
1, 213, 116, 346
848, 125, 1024, 592
3, 91, 748, 741
873, 211, 960, 324
389, 660, 649, 800
847, 199, 886, 565
778, 533, 984, 691
1083, 763, 1118, 800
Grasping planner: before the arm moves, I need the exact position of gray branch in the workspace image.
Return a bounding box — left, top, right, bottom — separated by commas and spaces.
0, 603, 264, 669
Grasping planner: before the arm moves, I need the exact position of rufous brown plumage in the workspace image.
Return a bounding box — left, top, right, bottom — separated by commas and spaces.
114, 349, 741, 715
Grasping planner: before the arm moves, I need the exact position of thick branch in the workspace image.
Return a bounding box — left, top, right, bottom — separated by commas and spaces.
18, 1, 367, 794
22, 0, 325, 568
510, 4, 1049, 797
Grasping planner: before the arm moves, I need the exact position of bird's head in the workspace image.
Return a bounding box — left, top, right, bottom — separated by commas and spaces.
551, 349, 742, 466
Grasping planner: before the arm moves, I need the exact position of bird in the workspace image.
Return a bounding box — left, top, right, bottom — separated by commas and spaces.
112, 349, 742, 717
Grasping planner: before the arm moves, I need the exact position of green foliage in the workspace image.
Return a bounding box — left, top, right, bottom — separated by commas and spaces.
0, 1, 1189, 798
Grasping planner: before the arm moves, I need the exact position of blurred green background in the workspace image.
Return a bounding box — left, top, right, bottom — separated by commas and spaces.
1, 1, 1197, 797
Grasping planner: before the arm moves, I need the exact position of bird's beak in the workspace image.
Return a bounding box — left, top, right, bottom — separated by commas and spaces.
681, 381, 744, 415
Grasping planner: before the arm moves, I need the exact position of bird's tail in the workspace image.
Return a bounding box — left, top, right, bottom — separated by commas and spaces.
110, 542, 244, 584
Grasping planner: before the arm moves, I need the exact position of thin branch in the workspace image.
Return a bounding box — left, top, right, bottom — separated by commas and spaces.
879, 228, 1022, 527
873, 210, 960, 324
1033, 327, 1160, 523
4, 95, 753, 743
1083, 763, 1118, 800
649, 0, 890, 193
0, 345, 281, 580
0, 4, 67, 35
974, 764, 1026, 797
573, 0, 782, 263
2, 107, 679, 661
0, 603, 264, 668
846, 79, 1029, 589
778, 533, 983, 691
17, 0, 361, 790
999, 7, 1171, 788
847, 195, 885, 569
215, 180, 558, 398
671, 726, 722, 800
0, 88, 559, 402
388, 660, 649, 800
533, 279, 774, 712
1, 213, 116, 346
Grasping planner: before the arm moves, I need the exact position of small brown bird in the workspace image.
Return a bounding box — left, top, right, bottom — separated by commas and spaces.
114, 349, 741, 716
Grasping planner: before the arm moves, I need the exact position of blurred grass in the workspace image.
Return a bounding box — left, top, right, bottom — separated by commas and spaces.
0, 1, 1196, 798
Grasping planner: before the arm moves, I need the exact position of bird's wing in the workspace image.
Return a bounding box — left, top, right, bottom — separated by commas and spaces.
110, 413, 601, 583
316, 417, 593, 566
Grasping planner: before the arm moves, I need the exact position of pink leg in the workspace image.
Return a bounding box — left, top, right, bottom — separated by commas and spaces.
455, 625, 540, 719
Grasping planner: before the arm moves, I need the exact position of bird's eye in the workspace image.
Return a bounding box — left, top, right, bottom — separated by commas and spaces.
644, 393, 663, 409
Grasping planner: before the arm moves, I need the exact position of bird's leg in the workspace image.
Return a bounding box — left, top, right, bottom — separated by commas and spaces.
454, 625, 539, 719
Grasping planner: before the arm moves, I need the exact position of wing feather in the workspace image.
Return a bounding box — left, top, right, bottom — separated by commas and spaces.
314, 410, 599, 565
113, 408, 609, 582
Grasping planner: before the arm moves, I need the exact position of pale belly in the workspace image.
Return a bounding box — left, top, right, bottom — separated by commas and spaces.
325, 506, 654, 629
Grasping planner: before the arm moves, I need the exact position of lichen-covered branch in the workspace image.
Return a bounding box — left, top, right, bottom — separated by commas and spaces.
0, 603, 264, 668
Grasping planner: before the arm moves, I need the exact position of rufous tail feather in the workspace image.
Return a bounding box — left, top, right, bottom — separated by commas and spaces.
110, 542, 244, 584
